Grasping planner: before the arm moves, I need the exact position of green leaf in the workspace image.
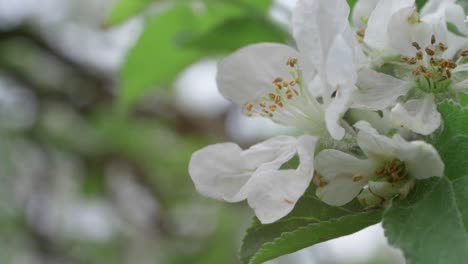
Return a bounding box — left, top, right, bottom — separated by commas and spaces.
447, 22, 467, 37
106, 0, 155, 26
383, 177, 468, 264
430, 101, 468, 180
240, 187, 383, 264
183, 16, 288, 53
119, 5, 202, 108
416, 0, 428, 10
460, 93, 468, 106
347, 0, 357, 12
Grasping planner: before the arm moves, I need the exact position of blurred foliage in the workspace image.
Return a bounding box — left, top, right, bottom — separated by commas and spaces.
118, 0, 288, 108
0, 0, 278, 263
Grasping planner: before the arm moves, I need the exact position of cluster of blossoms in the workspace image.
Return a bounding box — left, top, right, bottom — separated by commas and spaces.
189, 0, 468, 224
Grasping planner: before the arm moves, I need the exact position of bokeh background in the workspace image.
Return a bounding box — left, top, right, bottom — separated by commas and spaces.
0, 0, 407, 263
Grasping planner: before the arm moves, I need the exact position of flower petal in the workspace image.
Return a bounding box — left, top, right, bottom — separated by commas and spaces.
216, 43, 304, 105
395, 138, 445, 179
189, 136, 298, 202
292, 0, 350, 82
347, 109, 394, 135
189, 143, 253, 202
246, 135, 318, 223
365, 0, 415, 50
355, 121, 399, 159
390, 94, 441, 135
352, 0, 379, 28
315, 149, 377, 206
352, 69, 413, 111
326, 35, 358, 89
316, 177, 365, 206
248, 170, 308, 224
388, 7, 434, 56
325, 84, 355, 140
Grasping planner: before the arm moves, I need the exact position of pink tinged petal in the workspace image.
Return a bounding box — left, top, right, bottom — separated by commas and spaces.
315, 149, 377, 206
216, 43, 303, 105
388, 7, 434, 56
352, 0, 379, 28
365, 0, 415, 50
247, 135, 318, 224
292, 0, 350, 82
390, 95, 441, 135
395, 137, 445, 179
352, 69, 413, 111
325, 84, 355, 140
188, 136, 298, 203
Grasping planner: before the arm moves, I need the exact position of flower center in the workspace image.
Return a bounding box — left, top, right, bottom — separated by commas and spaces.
242, 57, 325, 133
374, 159, 408, 183
401, 35, 468, 93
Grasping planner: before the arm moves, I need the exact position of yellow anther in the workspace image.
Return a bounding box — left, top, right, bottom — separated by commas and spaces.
269, 93, 276, 100
352, 175, 363, 182
438, 43, 447, 51
356, 28, 365, 38
274, 95, 282, 104
424, 70, 433, 78
431, 34, 436, 45
447, 60, 457, 69
416, 51, 423, 60
412, 42, 421, 50
425, 47, 435, 56
273, 77, 283, 84
408, 57, 417, 64
259, 102, 266, 108
412, 65, 424, 76
461, 50, 468, 56
286, 57, 299, 68
269, 105, 277, 112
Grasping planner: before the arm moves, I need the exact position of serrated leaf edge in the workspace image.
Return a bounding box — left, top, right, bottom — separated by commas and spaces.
242, 209, 382, 264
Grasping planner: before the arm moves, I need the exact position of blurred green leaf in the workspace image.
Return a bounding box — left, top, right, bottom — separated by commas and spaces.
106, 0, 155, 26
119, 5, 201, 108
460, 93, 468, 106
347, 0, 357, 12
240, 187, 383, 264
183, 16, 288, 53
416, 0, 428, 10
447, 22, 467, 37
94, 111, 209, 205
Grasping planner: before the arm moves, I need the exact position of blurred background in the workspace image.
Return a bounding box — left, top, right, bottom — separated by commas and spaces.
0, 0, 406, 263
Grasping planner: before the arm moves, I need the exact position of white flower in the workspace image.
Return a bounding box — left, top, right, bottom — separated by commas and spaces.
189, 135, 317, 224
217, 43, 326, 135
189, 0, 420, 223
358, 0, 468, 135
314, 121, 444, 206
